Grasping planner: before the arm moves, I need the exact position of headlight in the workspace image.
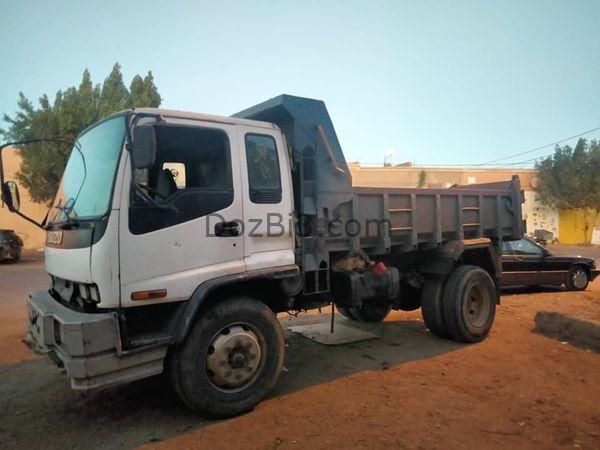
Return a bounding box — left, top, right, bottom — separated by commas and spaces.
89, 286, 100, 302
78, 284, 90, 299
77, 283, 100, 303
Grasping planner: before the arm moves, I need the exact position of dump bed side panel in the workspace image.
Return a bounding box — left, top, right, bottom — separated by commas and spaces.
354, 177, 524, 255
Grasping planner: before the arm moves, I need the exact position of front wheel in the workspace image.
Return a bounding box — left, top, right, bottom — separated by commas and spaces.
170, 296, 284, 418
565, 266, 589, 291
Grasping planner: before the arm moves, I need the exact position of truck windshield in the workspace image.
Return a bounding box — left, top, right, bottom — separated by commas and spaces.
49, 116, 126, 224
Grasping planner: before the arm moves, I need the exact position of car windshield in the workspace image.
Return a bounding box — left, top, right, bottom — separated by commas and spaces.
49, 116, 126, 224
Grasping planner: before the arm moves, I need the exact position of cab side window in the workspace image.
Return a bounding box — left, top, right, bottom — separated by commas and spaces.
130, 124, 233, 234
245, 134, 281, 204
507, 239, 543, 256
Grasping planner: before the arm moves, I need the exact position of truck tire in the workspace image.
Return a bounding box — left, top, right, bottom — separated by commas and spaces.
420, 276, 448, 338
565, 266, 589, 291
397, 283, 421, 311
170, 296, 284, 418
441, 265, 496, 343
336, 306, 357, 320
346, 301, 391, 323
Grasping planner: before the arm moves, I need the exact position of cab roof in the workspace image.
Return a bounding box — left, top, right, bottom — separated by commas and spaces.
132, 107, 279, 131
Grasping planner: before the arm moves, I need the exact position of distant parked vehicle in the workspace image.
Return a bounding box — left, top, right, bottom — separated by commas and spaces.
501, 237, 599, 291
528, 229, 554, 247
0, 229, 23, 262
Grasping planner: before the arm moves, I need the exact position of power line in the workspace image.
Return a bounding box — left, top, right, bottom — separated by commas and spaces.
477, 124, 600, 165
358, 124, 600, 168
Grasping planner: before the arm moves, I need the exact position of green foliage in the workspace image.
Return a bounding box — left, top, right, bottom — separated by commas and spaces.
1, 63, 162, 203
535, 138, 600, 212
417, 169, 427, 188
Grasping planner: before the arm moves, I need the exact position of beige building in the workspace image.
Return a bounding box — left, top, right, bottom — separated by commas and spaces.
0, 149, 47, 249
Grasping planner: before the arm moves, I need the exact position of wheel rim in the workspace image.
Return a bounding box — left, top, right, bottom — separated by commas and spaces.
572, 269, 587, 289
462, 282, 491, 329
205, 324, 264, 392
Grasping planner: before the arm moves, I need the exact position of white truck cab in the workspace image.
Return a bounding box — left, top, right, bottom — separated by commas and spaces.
46, 109, 295, 310
1, 95, 524, 417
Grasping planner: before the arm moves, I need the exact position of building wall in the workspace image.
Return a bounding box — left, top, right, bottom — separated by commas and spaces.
0, 149, 46, 249
348, 163, 538, 190
559, 209, 600, 244
521, 191, 559, 238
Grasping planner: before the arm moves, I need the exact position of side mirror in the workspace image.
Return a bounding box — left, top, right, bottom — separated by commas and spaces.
1, 181, 20, 212
131, 125, 157, 169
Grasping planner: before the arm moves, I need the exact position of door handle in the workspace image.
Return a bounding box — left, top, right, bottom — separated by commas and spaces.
214, 221, 240, 237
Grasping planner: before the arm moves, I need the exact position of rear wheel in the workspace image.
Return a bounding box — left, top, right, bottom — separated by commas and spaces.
346, 301, 391, 323
421, 276, 448, 338
565, 266, 589, 291
336, 305, 357, 320
170, 296, 284, 417
441, 265, 497, 343
396, 283, 422, 311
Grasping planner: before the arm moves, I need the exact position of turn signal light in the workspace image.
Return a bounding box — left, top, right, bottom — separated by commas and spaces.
131, 289, 167, 301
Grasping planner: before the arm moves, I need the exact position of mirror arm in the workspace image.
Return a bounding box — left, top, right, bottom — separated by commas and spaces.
0, 139, 69, 231
12, 210, 46, 230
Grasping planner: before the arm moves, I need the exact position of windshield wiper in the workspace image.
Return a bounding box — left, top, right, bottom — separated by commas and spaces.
48, 197, 76, 224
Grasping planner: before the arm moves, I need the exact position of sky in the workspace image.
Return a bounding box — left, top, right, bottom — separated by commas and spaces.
1, 0, 599, 167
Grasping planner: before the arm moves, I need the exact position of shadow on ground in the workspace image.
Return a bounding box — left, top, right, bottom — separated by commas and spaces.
0, 314, 464, 449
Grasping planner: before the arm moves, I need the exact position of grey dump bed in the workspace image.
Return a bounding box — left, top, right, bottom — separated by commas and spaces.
354, 179, 523, 254
236, 95, 524, 292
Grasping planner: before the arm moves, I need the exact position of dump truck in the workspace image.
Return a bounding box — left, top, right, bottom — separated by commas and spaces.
0, 95, 524, 417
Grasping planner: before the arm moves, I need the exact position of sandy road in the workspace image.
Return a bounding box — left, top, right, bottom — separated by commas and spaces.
0, 249, 598, 449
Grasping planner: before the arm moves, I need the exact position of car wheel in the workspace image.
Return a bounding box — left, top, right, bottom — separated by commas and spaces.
170, 296, 284, 418
565, 266, 589, 291
11, 248, 21, 262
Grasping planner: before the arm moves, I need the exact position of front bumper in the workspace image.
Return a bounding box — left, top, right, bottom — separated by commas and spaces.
26, 290, 167, 390
591, 269, 600, 281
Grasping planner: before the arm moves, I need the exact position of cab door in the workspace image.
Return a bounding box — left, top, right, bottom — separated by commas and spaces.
236, 126, 294, 271
502, 239, 545, 286
119, 118, 245, 307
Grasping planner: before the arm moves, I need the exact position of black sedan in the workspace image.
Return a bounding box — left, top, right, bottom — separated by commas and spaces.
501, 238, 599, 291
0, 229, 23, 262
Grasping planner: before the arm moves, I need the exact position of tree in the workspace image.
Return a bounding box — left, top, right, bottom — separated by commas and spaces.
129, 72, 162, 108
417, 170, 427, 188
535, 138, 600, 240
1, 63, 162, 203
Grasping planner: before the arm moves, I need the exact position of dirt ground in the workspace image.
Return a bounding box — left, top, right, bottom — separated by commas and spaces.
0, 248, 599, 449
